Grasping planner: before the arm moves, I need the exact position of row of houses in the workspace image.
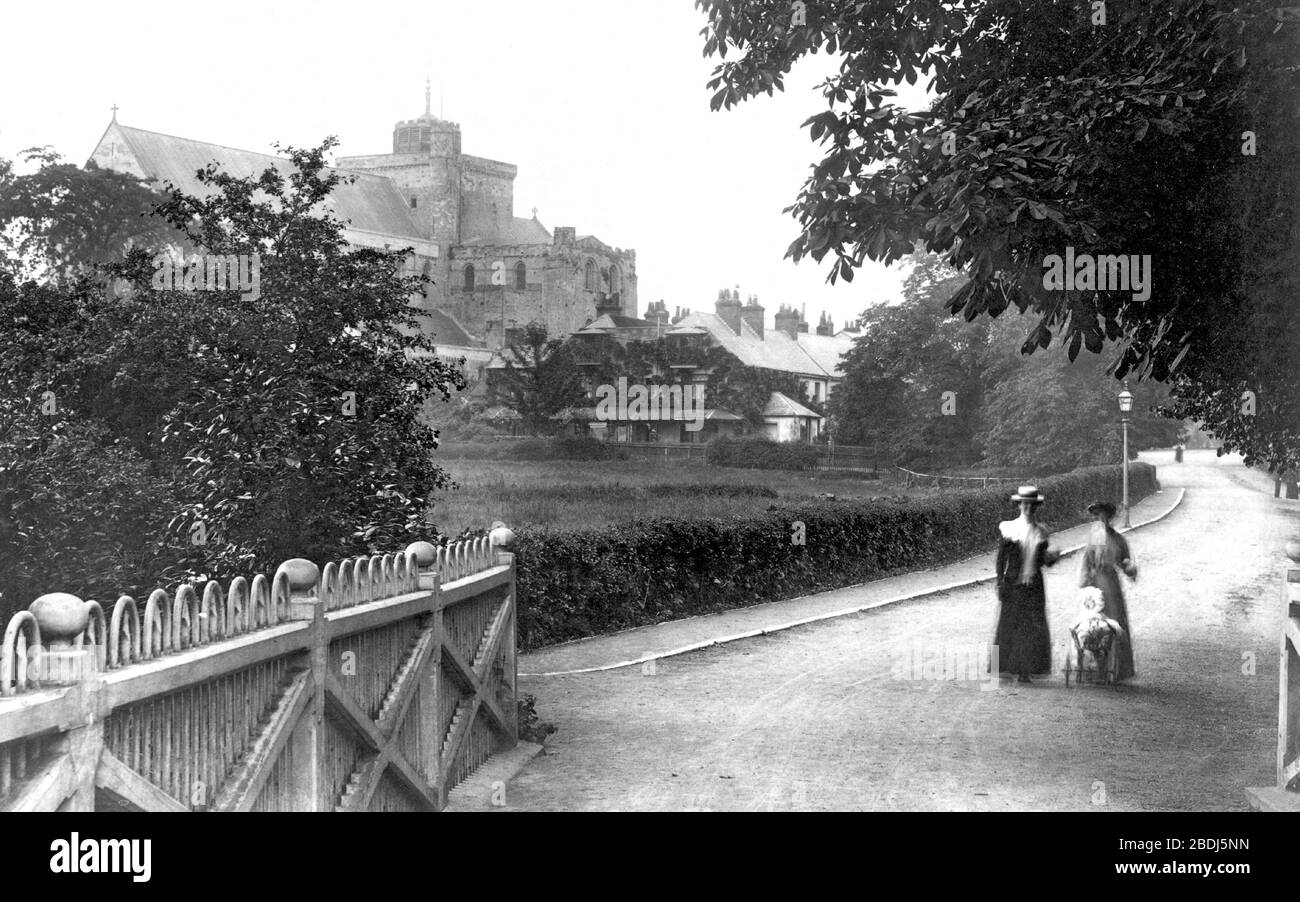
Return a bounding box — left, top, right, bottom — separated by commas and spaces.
480, 289, 861, 444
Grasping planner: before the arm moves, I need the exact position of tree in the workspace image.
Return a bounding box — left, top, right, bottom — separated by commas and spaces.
493, 323, 586, 434
830, 251, 1180, 470
0, 148, 179, 282
699, 0, 1300, 473
829, 252, 987, 466
0, 138, 465, 596
978, 342, 1180, 472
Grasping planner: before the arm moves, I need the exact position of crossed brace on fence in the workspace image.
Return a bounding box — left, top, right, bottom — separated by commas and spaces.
0, 533, 517, 812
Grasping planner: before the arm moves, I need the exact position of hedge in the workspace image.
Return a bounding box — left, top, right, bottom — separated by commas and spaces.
513, 462, 1158, 650
706, 436, 821, 471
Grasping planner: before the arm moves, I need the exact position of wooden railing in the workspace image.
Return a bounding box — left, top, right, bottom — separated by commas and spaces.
0, 534, 516, 812
896, 466, 1036, 489
1246, 543, 1300, 811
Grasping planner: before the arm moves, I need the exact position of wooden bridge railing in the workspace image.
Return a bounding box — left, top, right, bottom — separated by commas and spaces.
1246, 543, 1300, 811
0, 533, 517, 812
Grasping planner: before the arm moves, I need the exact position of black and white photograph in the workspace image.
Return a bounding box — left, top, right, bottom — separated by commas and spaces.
0, 0, 1297, 878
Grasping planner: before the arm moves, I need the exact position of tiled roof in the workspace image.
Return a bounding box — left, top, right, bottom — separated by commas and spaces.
102, 124, 423, 240
667, 313, 855, 379
797, 332, 855, 378
507, 217, 552, 245
578, 313, 659, 332
455, 217, 553, 248
671, 313, 823, 377
763, 392, 822, 419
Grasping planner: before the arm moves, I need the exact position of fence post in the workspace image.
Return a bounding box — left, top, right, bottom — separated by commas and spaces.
407, 542, 447, 808
1249, 543, 1300, 809
1279, 545, 1300, 788
282, 560, 326, 812
28, 593, 103, 811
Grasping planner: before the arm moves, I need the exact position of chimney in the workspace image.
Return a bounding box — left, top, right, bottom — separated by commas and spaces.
553, 227, 576, 246
774, 303, 800, 339
816, 311, 834, 337
715, 288, 743, 335
646, 300, 670, 326
741, 294, 765, 339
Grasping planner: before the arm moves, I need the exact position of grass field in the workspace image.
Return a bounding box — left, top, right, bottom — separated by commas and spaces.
429, 457, 934, 535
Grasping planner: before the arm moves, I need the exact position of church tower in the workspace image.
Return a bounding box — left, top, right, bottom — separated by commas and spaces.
338, 82, 467, 254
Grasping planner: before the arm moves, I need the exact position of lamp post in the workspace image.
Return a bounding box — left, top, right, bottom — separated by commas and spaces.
1118, 383, 1134, 528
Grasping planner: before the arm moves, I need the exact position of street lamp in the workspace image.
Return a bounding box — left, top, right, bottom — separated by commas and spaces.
1118, 383, 1134, 528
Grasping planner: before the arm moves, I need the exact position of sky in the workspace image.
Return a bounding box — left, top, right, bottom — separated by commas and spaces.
0, 0, 931, 330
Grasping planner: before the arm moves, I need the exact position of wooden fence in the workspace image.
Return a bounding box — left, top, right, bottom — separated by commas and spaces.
896, 466, 1036, 489
0, 536, 517, 812
1246, 543, 1300, 811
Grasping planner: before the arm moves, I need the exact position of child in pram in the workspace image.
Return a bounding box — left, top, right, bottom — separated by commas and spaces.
1066, 586, 1126, 685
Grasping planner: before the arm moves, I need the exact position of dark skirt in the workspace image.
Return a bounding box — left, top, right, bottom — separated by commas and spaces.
993, 577, 1052, 676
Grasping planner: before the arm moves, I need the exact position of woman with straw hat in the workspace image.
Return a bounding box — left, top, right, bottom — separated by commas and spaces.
993, 486, 1061, 683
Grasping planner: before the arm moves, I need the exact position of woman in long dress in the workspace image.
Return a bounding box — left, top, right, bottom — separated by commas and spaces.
1078, 501, 1137, 681
993, 486, 1061, 683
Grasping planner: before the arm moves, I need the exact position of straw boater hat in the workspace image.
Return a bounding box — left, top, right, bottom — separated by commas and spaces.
1010, 485, 1045, 504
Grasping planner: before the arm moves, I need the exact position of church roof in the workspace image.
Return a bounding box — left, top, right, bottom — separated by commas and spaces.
456, 216, 553, 248
423, 308, 481, 349
96, 123, 423, 240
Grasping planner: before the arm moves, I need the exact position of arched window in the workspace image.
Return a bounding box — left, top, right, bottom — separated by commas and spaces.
584, 259, 596, 291
463, 264, 475, 290
608, 264, 620, 294
515, 261, 527, 289
410, 197, 418, 209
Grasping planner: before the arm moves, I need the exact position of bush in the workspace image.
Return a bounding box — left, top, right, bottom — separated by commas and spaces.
0, 400, 190, 619
707, 436, 821, 471
514, 462, 1157, 650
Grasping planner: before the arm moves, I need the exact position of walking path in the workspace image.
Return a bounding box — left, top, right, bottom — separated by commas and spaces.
522, 469, 1183, 676
498, 450, 1296, 811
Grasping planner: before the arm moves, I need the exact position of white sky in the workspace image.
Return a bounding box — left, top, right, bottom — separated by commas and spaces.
0, 0, 930, 329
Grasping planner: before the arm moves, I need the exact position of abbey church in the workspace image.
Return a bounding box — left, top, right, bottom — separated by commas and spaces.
88, 90, 638, 378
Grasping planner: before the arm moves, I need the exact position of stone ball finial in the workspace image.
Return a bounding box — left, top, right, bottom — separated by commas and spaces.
278, 559, 320, 593
1286, 541, 1300, 563
406, 541, 438, 567
30, 593, 89, 641
489, 523, 517, 547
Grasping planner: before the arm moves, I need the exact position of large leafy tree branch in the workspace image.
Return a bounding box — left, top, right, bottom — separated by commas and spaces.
699, 0, 1300, 472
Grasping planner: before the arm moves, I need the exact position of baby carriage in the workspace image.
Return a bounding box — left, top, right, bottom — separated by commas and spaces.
1064, 586, 1125, 687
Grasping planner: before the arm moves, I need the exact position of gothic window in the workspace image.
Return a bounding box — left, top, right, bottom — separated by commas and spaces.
608, 264, 621, 294
584, 259, 596, 291
515, 261, 527, 289
410, 197, 418, 209
464, 264, 475, 290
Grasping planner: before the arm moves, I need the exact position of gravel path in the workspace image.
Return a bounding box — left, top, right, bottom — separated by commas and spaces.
506, 450, 1297, 811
